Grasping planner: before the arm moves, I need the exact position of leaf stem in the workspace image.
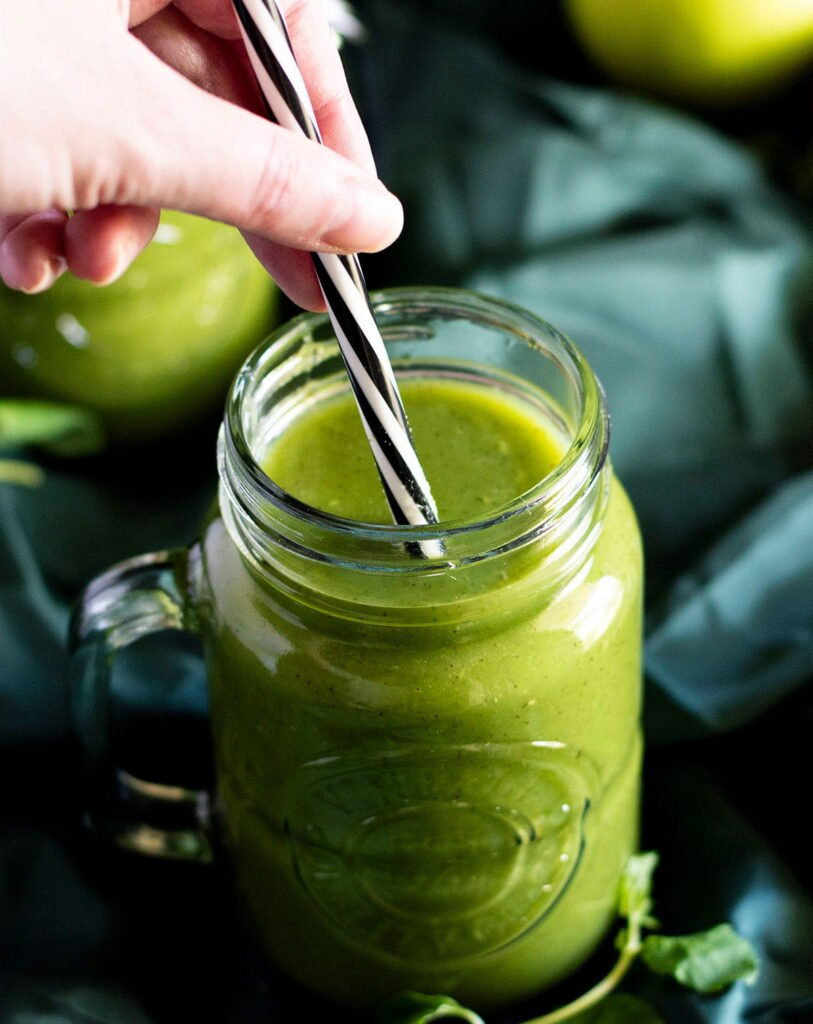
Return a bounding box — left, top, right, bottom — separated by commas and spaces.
520, 901, 645, 1024
520, 945, 639, 1024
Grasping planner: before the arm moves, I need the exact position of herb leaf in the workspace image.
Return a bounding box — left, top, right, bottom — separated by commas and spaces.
376, 992, 486, 1024
0, 458, 45, 487
567, 994, 666, 1024
0, 400, 105, 456
641, 924, 759, 993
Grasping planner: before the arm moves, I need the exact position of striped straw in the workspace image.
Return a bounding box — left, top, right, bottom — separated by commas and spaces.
232, 0, 440, 533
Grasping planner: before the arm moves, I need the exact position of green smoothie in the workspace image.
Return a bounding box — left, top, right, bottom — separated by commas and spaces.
201, 376, 642, 1011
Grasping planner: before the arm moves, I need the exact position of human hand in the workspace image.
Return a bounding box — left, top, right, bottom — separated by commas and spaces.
0, 0, 402, 310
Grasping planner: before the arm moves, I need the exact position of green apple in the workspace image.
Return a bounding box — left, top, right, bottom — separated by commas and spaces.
565, 0, 813, 105
0, 211, 278, 442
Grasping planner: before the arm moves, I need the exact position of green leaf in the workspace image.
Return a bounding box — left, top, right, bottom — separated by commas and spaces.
567, 994, 666, 1024
0, 458, 44, 487
641, 924, 759, 993
0, 400, 105, 456
376, 992, 486, 1024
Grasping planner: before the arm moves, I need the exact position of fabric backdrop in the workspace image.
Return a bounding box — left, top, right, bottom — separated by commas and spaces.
1, 4, 811, 1021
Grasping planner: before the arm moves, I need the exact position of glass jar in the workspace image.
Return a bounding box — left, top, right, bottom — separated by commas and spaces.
71, 287, 643, 1012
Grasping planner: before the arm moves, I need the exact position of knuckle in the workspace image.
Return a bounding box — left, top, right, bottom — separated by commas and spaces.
313, 90, 345, 132
281, 0, 309, 29
0, 136, 60, 214
79, 127, 156, 210
248, 140, 300, 234
70, 162, 105, 210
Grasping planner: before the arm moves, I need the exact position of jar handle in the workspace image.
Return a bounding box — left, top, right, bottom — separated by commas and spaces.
69, 549, 213, 863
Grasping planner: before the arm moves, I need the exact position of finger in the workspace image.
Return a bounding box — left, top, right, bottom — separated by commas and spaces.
132, 5, 261, 112
135, 2, 374, 171
65, 205, 160, 284
128, 0, 172, 27
0, 214, 34, 245
0, 211, 68, 293
244, 232, 325, 310
279, 0, 376, 173
172, 0, 242, 39
105, 38, 402, 255
131, 3, 377, 307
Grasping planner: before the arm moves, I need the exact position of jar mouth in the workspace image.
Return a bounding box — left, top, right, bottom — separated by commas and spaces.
221, 287, 609, 567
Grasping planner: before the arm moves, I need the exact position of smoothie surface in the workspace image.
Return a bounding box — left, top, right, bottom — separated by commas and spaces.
261, 379, 564, 523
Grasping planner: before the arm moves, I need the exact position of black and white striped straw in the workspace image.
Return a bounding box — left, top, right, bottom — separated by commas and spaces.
233, 0, 440, 533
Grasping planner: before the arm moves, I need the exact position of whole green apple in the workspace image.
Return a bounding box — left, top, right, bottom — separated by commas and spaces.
0, 211, 277, 442
566, 0, 813, 105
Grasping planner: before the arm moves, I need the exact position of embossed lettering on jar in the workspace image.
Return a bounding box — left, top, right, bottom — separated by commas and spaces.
199, 288, 644, 1012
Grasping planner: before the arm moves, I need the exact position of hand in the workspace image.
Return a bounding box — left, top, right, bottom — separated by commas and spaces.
0, 0, 402, 310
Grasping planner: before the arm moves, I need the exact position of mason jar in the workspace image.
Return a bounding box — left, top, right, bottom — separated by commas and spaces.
70, 287, 643, 1012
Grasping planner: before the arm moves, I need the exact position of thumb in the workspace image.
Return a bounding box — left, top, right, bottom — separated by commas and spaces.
108, 37, 402, 255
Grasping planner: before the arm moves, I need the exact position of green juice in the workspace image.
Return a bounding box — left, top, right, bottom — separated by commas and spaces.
201, 377, 643, 1011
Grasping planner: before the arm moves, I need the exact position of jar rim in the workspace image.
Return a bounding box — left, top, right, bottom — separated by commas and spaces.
222, 286, 609, 557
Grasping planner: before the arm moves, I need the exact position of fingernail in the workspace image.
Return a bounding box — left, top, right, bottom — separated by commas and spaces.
20, 256, 67, 295
320, 179, 403, 252
93, 242, 134, 287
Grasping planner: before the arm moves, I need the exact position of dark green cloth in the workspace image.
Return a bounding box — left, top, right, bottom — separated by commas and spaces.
2, 5, 812, 1021
362, 5, 813, 733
